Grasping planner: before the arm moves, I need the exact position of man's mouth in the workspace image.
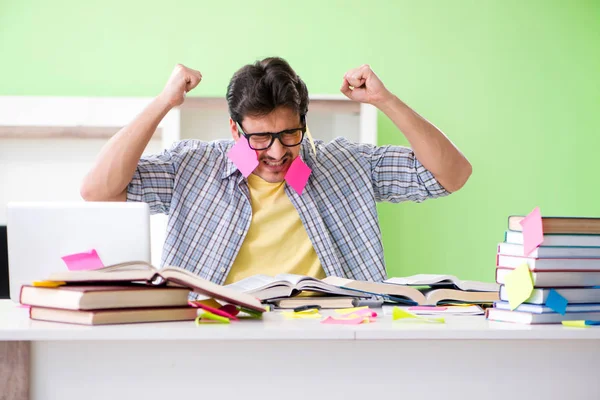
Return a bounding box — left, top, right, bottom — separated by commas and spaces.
262, 157, 289, 172
264, 159, 286, 166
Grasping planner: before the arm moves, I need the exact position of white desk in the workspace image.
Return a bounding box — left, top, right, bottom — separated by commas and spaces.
1, 299, 599, 400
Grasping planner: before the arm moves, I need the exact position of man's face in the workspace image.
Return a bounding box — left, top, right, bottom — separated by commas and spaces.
230, 107, 303, 183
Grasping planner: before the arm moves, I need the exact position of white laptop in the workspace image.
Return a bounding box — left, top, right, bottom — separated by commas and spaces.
6, 202, 151, 302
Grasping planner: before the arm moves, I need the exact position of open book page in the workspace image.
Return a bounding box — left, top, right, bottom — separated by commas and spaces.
385, 274, 499, 292
225, 274, 364, 300
285, 275, 365, 297
223, 275, 295, 301
158, 267, 265, 312
274, 273, 309, 286
224, 275, 281, 293
382, 305, 485, 316
47, 261, 158, 282
322, 276, 426, 304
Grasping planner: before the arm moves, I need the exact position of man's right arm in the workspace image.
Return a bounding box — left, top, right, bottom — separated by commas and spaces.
80, 64, 202, 202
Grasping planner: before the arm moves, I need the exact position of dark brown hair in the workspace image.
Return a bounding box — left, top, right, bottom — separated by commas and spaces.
226, 57, 309, 123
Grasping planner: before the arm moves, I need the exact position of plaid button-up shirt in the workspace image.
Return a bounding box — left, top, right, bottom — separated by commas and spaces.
127, 137, 449, 285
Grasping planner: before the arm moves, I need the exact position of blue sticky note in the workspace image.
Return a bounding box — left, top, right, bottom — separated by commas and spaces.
546, 289, 568, 315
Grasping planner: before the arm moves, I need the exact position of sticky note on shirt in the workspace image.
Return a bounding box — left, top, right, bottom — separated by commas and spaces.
227, 135, 259, 178
520, 207, 544, 256
504, 264, 534, 310
61, 249, 104, 271
545, 289, 568, 315
285, 157, 312, 195
305, 126, 317, 155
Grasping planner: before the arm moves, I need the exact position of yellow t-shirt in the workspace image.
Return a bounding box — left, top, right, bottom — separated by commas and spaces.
224, 174, 325, 284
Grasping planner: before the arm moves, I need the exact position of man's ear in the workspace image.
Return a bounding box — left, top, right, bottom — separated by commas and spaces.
229, 118, 239, 141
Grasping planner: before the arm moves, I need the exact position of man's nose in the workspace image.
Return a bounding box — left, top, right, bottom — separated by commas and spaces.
267, 137, 286, 159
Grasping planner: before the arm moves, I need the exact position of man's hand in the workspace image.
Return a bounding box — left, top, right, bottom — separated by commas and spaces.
159, 64, 202, 108
340, 64, 392, 107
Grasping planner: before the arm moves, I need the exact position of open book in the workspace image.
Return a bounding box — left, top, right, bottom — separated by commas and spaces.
45, 261, 265, 313
322, 276, 499, 306
224, 273, 365, 301
384, 274, 499, 292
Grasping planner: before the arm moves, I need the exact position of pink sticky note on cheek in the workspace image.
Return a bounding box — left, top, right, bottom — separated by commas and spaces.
61, 249, 105, 271
520, 207, 544, 256
285, 157, 312, 195
227, 136, 259, 178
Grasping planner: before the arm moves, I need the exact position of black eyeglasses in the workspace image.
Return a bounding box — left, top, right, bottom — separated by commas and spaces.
236, 117, 306, 151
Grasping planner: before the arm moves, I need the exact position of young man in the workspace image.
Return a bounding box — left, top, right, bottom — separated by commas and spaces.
80, 57, 472, 285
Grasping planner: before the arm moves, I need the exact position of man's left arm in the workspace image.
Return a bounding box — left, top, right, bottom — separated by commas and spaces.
341, 64, 472, 193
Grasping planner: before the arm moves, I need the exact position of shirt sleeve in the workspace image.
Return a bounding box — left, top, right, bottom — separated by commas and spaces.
126, 140, 193, 214
366, 143, 451, 203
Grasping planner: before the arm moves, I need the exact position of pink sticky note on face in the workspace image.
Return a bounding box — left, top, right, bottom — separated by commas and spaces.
285, 157, 312, 195
227, 136, 259, 178
520, 207, 544, 256
61, 249, 105, 271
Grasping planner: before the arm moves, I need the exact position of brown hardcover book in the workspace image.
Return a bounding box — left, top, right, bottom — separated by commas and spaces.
20, 284, 190, 310
323, 276, 499, 305
29, 306, 198, 325
45, 261, 265, 313
508, 216, 600, 234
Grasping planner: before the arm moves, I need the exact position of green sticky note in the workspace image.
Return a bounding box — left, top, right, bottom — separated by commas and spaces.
504, 264, 534, 310
562, 320, 589, 328
392, 307, 445, 323
392, 306, 418, 320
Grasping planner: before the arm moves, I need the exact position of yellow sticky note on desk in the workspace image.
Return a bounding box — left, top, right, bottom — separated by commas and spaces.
562, 320, 589, 328
392, 307, 444, 323
504, 264, 534, 310
282, 311, 322, 319
334, 306, 367, 315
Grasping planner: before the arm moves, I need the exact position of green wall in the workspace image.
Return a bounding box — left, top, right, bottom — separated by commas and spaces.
2, 0, 599, 282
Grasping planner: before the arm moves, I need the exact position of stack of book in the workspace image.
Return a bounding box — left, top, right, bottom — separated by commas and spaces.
488, 215, 600, 324
21, 262, 266, 325
20, 284, 198, 325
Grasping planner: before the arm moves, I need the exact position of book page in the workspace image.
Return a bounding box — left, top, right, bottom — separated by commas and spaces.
274, 273, 313, 286
385, 274, 498, 292
224, 274, 279, 293
385, 274, 458, 286
159, 267, 265, 312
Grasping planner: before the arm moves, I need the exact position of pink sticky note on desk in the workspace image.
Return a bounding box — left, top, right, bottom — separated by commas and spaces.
285, 157, 311, 195
61, 249, 105, 271
321, 316, 365, 325
409, 306, 448, 311
227, 136, 259, 178
520, 207, 544, 256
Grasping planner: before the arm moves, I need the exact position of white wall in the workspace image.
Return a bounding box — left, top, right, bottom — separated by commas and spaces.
0, 96, 375, 268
